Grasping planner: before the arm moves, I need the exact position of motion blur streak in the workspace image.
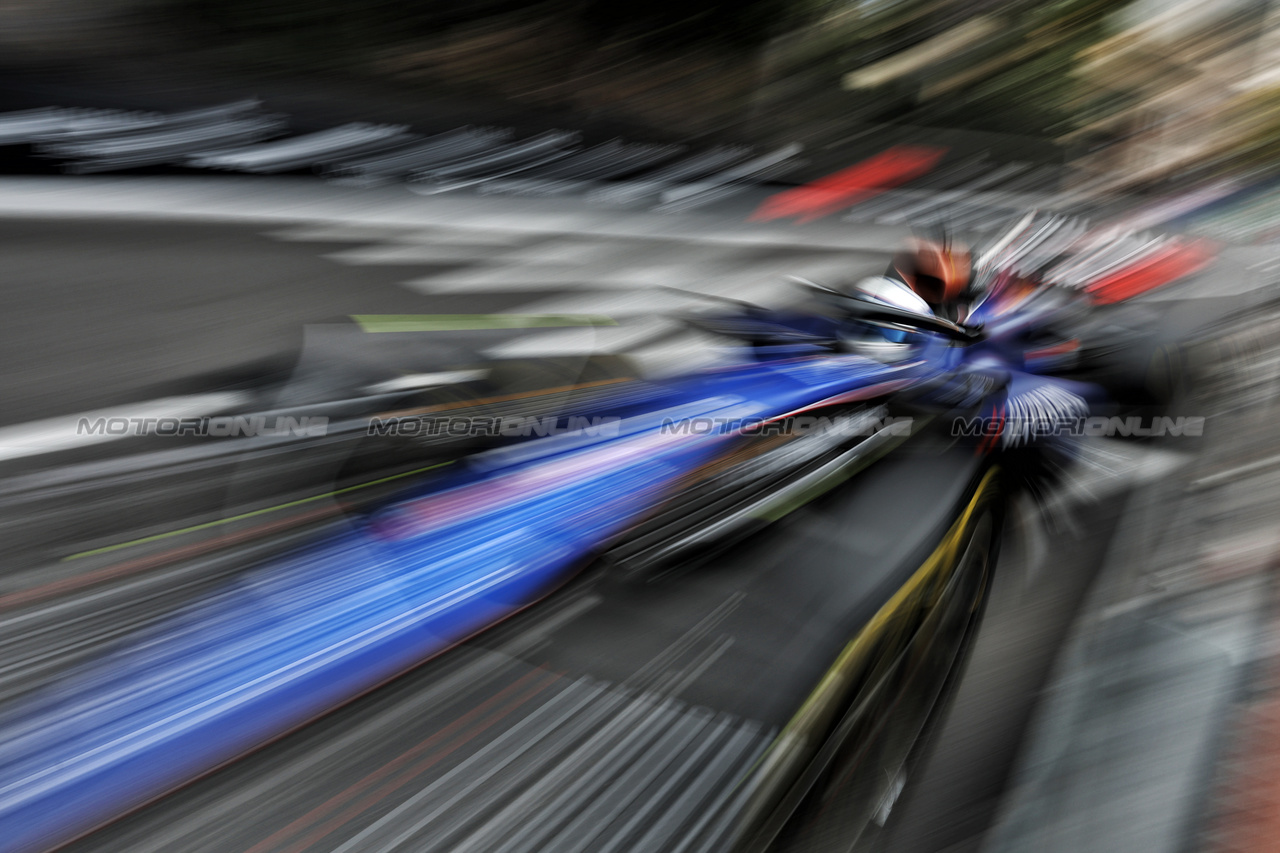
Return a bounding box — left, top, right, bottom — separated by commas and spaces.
3, 0, 1280, 852
751, 147, 949, 224
0, 354, 928, 852
1084, 239, 1218, 304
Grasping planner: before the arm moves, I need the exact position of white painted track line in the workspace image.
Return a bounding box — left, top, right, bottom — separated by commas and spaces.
507, 289, 707, 318
0, 177, 908, 252
326, 244, 512, 265
402, 266, 610, 293
481, 318, 682, 358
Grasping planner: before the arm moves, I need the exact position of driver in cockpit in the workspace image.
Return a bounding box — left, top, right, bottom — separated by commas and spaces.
836, 235, 973, 359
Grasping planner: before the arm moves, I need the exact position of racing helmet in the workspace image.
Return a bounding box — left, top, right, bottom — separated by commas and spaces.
891, 237, 971, 307
850, 274, 935, 317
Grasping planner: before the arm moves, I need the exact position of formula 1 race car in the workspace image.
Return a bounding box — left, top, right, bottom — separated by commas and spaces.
0, 216, 1210, 853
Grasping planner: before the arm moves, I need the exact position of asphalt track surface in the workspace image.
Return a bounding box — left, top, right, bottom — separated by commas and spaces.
0, 219, 514, 427
0, 201, 1253, 852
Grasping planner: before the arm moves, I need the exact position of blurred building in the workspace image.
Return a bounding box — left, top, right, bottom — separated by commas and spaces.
0, 0, 140, 57
1066, 0, 1280, 191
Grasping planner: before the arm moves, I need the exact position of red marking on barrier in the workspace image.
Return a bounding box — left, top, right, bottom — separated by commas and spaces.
1085, 239, 1217, 305
1026, 338, 1081, 361
976, 404, 1005, 457
750, 145, 948, 224
1203, 654, 1280, 853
